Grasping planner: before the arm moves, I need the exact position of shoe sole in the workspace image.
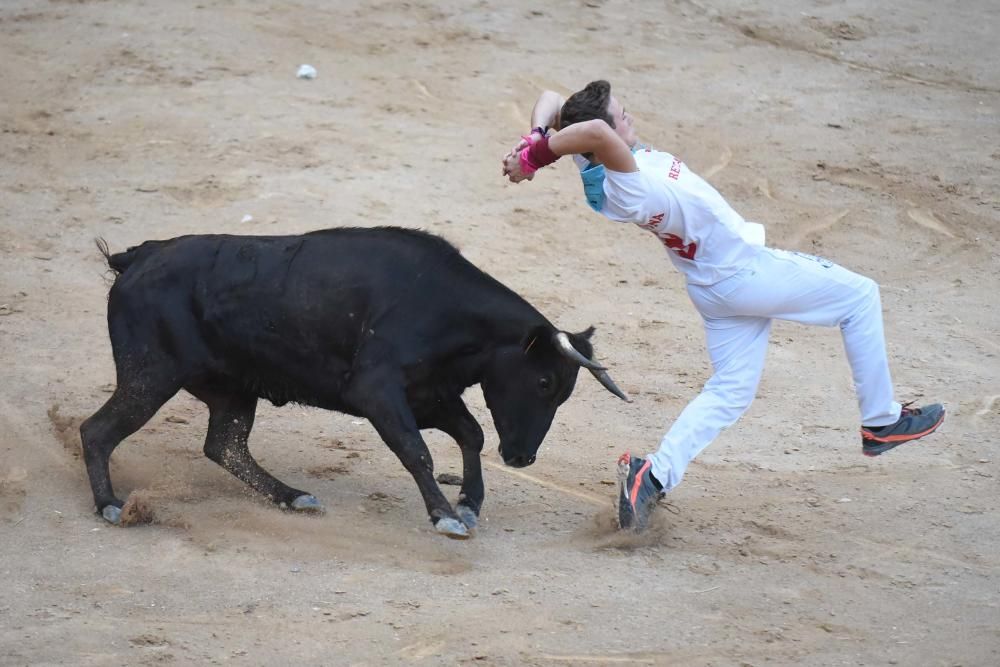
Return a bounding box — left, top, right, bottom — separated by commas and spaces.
617, 452, 662, 531
616, 452, 640, 529
862, 410, 945, 457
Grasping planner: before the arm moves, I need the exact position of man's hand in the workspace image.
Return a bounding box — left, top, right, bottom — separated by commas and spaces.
502, 146, 534, 183
501, 131, 545, 183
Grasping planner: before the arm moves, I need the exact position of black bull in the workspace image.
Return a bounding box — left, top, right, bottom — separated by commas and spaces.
81, 227, 628, 538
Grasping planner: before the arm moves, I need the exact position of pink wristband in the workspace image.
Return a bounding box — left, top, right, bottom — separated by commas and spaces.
518, 135, 560, 175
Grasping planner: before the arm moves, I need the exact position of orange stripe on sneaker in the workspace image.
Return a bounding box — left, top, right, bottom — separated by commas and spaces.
862, 412, 945, 443
629, 460, 652, 508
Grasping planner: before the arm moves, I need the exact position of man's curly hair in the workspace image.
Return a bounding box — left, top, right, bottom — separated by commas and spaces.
559, 80, 615, 160
560, 80, 615, 130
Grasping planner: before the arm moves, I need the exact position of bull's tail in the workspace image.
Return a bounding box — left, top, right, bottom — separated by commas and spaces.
95, 237, 160, 275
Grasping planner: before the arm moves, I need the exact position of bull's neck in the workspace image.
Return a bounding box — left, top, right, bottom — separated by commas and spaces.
431, 264, 554, 388
449, 292, 550, 388
470, 290, 549, 346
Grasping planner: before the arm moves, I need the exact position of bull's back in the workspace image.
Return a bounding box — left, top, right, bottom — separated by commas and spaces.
192, 228, 468, 351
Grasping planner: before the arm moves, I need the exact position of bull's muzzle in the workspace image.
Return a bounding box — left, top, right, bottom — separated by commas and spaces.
498, 444, 536, 467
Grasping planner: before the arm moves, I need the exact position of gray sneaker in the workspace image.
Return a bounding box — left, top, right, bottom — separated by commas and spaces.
861, 402, 945, 457
617, 452, 664, 531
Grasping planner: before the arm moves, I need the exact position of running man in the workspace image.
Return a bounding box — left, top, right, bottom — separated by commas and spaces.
502, 81, 945, 531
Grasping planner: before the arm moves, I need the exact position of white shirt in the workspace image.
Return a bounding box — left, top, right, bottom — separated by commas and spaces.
576, 148, 764, 286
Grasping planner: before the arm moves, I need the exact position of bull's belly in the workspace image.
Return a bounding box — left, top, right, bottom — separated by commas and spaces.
204, 352, 359, 415
243, 375, 358, 414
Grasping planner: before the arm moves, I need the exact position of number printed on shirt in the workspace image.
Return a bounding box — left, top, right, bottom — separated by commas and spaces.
661, 233, 697, 260
641, 214, 697, 260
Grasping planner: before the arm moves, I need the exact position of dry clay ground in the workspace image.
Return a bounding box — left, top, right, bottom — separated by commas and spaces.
1, 1, 999, 665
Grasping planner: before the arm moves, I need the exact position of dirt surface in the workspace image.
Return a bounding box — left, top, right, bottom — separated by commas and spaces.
2, 1, 999, 665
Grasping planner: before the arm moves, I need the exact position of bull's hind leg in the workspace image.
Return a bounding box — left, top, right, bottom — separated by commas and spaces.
189, 386, 322, 513
80, 379, 179, 524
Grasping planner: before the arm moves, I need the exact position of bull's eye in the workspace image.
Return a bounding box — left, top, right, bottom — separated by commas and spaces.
538, 376, 553, 393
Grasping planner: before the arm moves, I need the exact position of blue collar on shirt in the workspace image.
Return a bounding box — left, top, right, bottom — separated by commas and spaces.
580, 144, 646, 212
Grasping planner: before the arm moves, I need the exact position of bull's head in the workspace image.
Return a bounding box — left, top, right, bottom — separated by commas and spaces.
481, 325, 629, 467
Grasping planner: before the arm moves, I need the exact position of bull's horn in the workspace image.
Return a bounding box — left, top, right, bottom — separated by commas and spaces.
554, 332, 606, 371
554, 332, 632, 403
590, 368, 631, 403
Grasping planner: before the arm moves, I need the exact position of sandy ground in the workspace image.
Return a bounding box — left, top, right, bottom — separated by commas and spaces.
2, 1, 999, 665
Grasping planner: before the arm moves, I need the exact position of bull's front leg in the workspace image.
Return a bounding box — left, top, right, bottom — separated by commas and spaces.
420, 397, 485, 531
347, 372, 469, 539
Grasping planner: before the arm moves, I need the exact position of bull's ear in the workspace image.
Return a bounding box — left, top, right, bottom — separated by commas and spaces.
565, 327, 595, 361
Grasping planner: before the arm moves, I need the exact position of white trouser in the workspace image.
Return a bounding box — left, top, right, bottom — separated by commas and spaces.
647, 247, 902, 492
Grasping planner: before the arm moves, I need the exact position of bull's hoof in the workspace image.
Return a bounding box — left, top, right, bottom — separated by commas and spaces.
455, 504, 479, 531
434, 517, 470, 540
290, 494, 324, 513
101, 504, 122, 525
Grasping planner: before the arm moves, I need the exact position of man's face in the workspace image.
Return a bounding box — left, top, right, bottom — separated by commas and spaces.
607, 96, 637, 148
